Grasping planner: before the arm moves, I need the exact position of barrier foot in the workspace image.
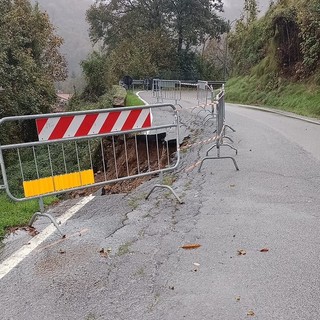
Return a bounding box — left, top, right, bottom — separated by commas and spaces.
221, 143, 238, 155
223, 135, 234, 143
203, 115, 216, 125
29, 212, 65, 237
205, 143, 218, 156
198, 156, 239, 172
145, 184, 184, 204
196, 108, 207, 117
224, 124, 236, 132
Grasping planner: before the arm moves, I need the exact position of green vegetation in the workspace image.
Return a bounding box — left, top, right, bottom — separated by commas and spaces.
226, 76, 320, 118
117, 242, 132, 256
227, 0, 320, 117
125, 91, 145, 107
0, 0, 67, 144
84, 0, 228, 90
0, 192, 57, 241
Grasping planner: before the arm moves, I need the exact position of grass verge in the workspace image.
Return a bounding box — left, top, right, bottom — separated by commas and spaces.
125, 91, 145, 106
226, 76, 320, 119
0, 191, 58, 241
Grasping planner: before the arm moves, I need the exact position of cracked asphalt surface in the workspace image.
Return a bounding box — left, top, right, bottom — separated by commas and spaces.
1, 90, 320, 320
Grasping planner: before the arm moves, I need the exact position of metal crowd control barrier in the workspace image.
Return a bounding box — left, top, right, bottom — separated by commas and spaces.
197, 80, 210, 106
132, 79, 152, 91
198, 87, 239, 171
191, 81, 217, 124
152, 79, 182, 105
132, 79, 145, 90
0, 104, 182, 235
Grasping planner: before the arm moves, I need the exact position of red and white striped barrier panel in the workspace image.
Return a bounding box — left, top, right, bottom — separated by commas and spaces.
36, 109, 152, 141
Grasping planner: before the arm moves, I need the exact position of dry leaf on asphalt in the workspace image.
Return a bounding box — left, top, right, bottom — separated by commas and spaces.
181, 244, 201, 250
260, 248, 269, 252
247, 310, 255, 316
99, 248, 108, 258
237, 249, 247, 256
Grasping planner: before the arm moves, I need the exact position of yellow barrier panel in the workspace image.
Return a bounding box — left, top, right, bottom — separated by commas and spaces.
23, 169, 95, 198
23, 177, 54, 198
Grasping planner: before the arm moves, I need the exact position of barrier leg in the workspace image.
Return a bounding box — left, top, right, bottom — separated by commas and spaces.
223, 136, 234, 143
29, 212, 65, 237
196, 108, 207, 117
198, 156, 239, 172
220, 143, 238, 155
224, 124, 236, 132
145, 184, 184, 204
205, 143, 218, 156
203, 112, 216, 123
29, 197, 65, 237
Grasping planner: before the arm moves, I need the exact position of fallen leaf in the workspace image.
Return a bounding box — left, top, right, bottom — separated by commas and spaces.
260, 248, 269, 252
22, 226, 39, 237
235, 296, 241, 302
237, 249, 247, 256
181, 244, 201, 250
99, 248, 108, 258
247, 310, 255, 316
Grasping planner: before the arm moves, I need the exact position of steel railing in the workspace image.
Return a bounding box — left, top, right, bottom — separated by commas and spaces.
198, 86, 239, 171
152, 79, 182, 105
0, 103, 183, 235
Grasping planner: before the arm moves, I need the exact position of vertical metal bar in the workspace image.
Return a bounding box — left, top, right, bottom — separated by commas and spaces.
145, 133, 151, 172
134, 133, 140, 175
100, 138, 107, 181
88, 140, 93, 170
123, 134, 130, 176
155, 130, 161, 170
47, 145, 54, 177
0, 144, 10, 192
166, 138, 170, 167
75, 141, 82, 185
61, 143, 68, 173
39, 197, 44, 213
17, 148, 25, 181
112, 136, 118, 179
32, 146, 40, 179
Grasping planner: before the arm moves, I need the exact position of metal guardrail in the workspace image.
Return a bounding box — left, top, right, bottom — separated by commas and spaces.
0, 104, 182, 235
198, 86, 239, 171
152, 79, 182, 105
197, 80, 211, 106
132, 79, 152, 91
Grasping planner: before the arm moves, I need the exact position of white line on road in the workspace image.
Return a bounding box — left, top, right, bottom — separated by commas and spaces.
0, 195, 95, 281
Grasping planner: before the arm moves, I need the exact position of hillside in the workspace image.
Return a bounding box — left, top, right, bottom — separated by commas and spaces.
226, 0, 320, 118
31, 0, 93, 77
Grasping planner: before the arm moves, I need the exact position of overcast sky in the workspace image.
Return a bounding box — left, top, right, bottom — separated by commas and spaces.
222, 0, 270, 21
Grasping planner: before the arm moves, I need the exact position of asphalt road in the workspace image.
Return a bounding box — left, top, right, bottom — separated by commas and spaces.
0, 90, 320, 320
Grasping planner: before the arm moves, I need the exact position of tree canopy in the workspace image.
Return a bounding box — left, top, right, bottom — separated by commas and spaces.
82, 0, 228, 95
0, 0, 67, 119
